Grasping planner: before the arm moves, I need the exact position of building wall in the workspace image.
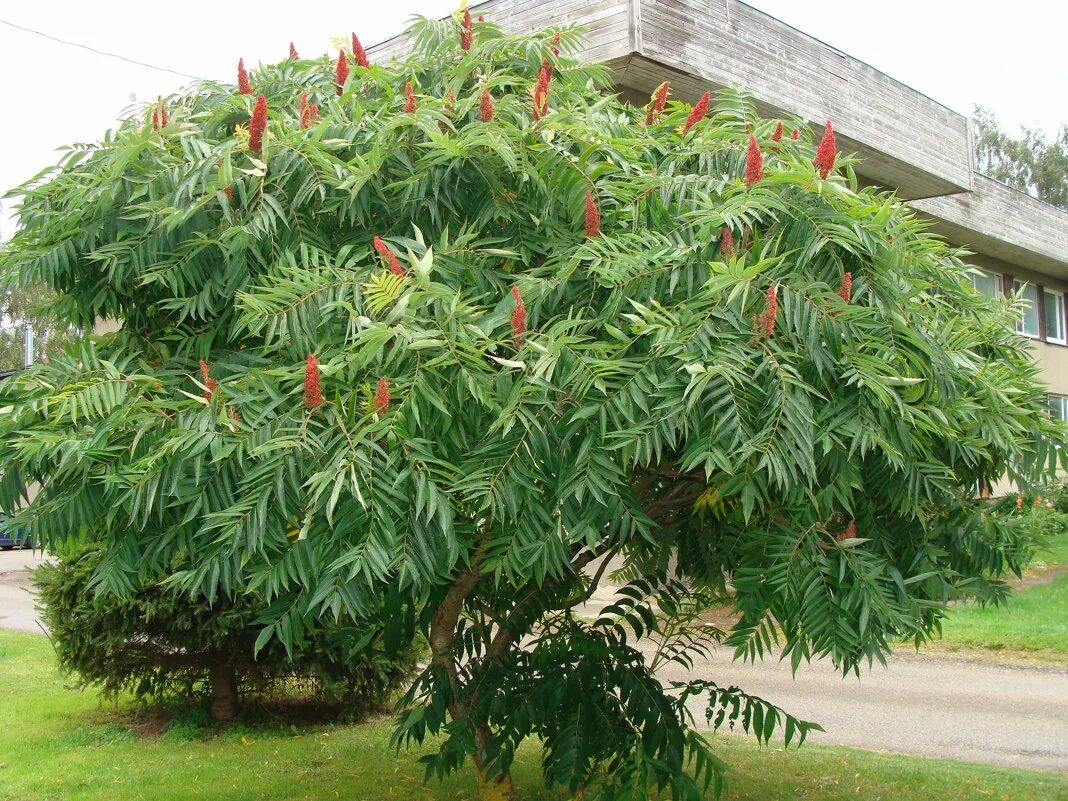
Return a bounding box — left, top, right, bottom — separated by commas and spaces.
634, 0, 972, 199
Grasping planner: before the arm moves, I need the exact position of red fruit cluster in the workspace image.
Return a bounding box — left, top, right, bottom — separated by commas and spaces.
351, 34, 369, 68
645, 81, 670, 126
680, 91, 710, 135
770, 121, 783, 142
720, 227, 735, 258
532, 64, 551, 121
790, 128, 800, 140
336, 50, 350, 96
479, 90, 494, 122
150, 97, 169, 130
837, 272, 852, 303
755, 284, 778, 337
374, 377, 391, 416
299, 93, 319, 128
837, 520, 857, 541
510, 285, 527, 347
223, 186, 234, 201
303, 354, 323, 408
237, 58, 252, 95
813, 120, 837, 179
584, 191, 601, 238
373, 236, 405, 276
403, 82, 417, 113
550, 32, 561, 57
289, 42, 299, 60
248, 94, 268, 154
744, 133, 764, 188
198, 359, 218, 401
460, 8, 473, 51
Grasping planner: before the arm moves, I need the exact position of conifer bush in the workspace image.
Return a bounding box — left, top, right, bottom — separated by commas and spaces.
34, 544, 416, 723
0, 11, 1064, 800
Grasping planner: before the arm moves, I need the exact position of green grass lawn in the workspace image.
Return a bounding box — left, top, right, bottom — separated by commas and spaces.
926, 529, 1068, 663
929, 570, 1068, 663
2, 630, 1066, 801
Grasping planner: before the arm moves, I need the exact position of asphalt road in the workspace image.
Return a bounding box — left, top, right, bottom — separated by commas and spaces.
653, 643, 1068, 772
2, 550, 1066, 771
0, 549, 48, 634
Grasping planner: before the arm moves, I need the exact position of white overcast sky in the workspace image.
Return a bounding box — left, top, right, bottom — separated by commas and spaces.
1, 0, 1065, 236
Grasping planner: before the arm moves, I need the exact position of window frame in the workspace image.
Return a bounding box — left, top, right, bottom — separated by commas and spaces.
970, 269, 1003, 300
1014, 280, 1041, 339
1049, 394, 1068, 421
1043, 287, 1067, 345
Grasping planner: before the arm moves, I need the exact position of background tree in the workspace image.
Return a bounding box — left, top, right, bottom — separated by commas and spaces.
972, 106, 1068, 209
0, 14, 1063, 801
0, 282, 82, 370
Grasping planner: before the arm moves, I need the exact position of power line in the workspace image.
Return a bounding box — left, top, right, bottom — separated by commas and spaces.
0, 17, 202, 81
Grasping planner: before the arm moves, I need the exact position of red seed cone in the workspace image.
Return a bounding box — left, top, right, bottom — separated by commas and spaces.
198, 359, 218, 401
791, 128, 800, 140
813, 119, 838, 179
223, 186, 234, 201
374, 377, 391, 416
289, 42, 299, 60
680, 91, 710, 135
299, 94, 318, 128
248, 94, 268, 154
351, 33, 369, 68
460, 8, 473, 51
770, 121, 783, 142
479, 90, 494, 122
720, 227, 735, 258
756, 284, 778, 337
837, 520, 857, 541
335, 50, 350, 96
550, 32, 561, 57
532, 64, 551, 121
478, 15, 485, 22
837, 271, 853, 303
744, 132, 764, 188
645, 81, 670, 125
237, 58, 252, 95
373, 236, 405, 276
584, 191, 601, 238
402, 82, 417, 113
303, 354, 323, 408
510, 285, 527, 347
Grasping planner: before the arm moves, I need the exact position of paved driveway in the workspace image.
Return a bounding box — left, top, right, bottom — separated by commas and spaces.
0, 549, 49, 634
650, 643, 1068, 772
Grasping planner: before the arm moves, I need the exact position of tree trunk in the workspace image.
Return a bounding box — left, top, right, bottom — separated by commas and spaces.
473, 723, 515, 799
209, 662, 238, 723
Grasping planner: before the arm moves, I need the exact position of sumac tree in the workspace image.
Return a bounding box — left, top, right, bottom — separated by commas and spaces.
0, 13, 1063, 800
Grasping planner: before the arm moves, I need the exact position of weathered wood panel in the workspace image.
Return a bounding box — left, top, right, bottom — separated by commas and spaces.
635, 0, 973, 199
367, 0, 633, 65
910, 174, 1068, 279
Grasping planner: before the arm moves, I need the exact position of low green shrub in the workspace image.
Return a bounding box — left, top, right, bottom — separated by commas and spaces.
35, 545, 417, 723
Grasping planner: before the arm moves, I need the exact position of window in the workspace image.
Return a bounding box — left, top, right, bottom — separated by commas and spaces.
1049, 395, 1068, 421
1014, 281, 1040, 337
1044, 288, 1066, 345
970, 269, 1003, 300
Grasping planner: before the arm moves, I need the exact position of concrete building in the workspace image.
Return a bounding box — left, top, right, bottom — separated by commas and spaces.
373, 0, 1068, 419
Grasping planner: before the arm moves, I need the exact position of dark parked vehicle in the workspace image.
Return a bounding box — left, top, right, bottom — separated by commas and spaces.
0, 514, 29, 549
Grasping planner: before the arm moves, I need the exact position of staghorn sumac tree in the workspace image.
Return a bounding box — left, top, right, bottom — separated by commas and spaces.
0, 12, 1064, 801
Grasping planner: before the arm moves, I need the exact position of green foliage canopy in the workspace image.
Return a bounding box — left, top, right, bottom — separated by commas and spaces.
0, 14, 1064, 800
